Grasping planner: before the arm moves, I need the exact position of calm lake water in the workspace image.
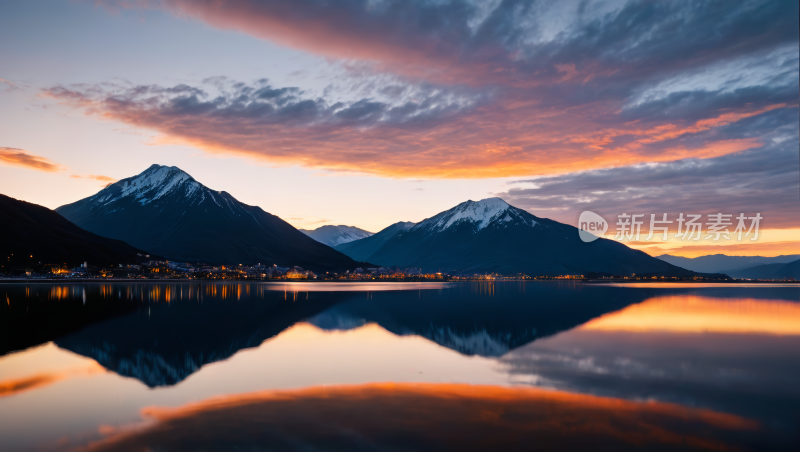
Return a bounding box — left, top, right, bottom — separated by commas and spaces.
1, 282, 798, 451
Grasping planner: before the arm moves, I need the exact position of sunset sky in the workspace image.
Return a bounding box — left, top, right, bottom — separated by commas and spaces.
1, 0, 797, 257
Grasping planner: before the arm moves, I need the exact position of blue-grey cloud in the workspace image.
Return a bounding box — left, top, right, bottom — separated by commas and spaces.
104, 0, 796, 94
46, 0, 798, 180
499, 110, 799, 228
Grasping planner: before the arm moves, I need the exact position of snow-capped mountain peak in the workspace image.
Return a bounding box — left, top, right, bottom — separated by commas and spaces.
301, 225, 374, 247
126, 164, 194, 190
414, 197, 536, 234
442, 198, 510, 228
94, 164, 205, 206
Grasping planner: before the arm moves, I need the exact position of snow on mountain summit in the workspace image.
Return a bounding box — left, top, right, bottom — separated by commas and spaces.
301, 225, 374, 247
127, 164, 194, 190
414, 197, 536, 234
441, 198, 510, 228
93, 164, 205, 206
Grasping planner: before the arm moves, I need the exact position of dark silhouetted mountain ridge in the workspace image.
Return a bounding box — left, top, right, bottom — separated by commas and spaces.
56, 165, 365, 272
352, 198, 717, 277
0, 193, 151, 268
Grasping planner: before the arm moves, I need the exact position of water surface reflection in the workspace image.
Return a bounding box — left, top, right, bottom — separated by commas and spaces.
0, 282, 797, 451
83, 383, 759, 452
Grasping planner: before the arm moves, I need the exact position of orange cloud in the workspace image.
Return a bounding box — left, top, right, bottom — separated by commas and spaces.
563, 104, 787, 156
0, 364, 104, 399
105, 0, 789, 95
43, 85, 788, 179
634, 104, 787, 145
71, 174, 118, 187
55, 1, 800, 182
0, 373, 62, 398
0, 147, 64, 172
70, 174, 117, 182
79, 383, 757, 451
0, 78, 28, 92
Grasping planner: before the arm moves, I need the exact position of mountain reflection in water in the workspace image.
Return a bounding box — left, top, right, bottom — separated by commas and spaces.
52, 281, 660, 386
0, 282, 797, 451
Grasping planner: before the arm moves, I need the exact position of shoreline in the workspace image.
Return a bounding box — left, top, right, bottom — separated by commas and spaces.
0, 278, 795, 285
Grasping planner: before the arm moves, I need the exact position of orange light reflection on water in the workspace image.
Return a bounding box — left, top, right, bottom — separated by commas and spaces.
582, 295, 800, 335
77, 383, 757, 452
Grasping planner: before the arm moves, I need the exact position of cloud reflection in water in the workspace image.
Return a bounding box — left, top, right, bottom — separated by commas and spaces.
80, 383, 758, 452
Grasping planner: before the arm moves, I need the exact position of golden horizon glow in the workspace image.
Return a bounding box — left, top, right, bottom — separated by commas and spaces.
581, 295, 800, 335
604, 228, 800, 258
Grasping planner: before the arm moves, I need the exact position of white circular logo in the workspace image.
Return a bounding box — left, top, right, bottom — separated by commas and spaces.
578, 211, 608, 242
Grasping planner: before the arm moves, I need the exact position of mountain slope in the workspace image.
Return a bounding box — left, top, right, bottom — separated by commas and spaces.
334, 221, 415, 262
775, 259, 800, 278
727, 263, 788, 279
300, 225, 373, 247
55, 165, 363, 271
0, 193, 151, 268
360, 198, 712, 277
656, 254, 800, 274
729, 258, 800, 279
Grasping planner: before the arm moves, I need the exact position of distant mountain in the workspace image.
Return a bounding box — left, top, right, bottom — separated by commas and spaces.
334, 221, 415, 262
728, 258, 800, 280
727, 263, 787, 279
0, 193, 151, 268
656, 254, 800, 274
353, 198, 714, 277
775, 259, 800, 278
300, 225, 373, 247
56, 165, 364, 272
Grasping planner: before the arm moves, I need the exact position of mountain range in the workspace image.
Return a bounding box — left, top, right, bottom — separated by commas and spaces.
334, 198, 713, 277
656, 254, 800, 274
53, 283, 655, 386
56, 165, 364, 272
47, 282, 799, 387
2, 163, 767, 277
0, 193, 151, 269
300, 225, 373, 247
725, 259, 800, 280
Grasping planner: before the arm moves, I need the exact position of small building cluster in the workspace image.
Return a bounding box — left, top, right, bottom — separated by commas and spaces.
2, 258, 793, 282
